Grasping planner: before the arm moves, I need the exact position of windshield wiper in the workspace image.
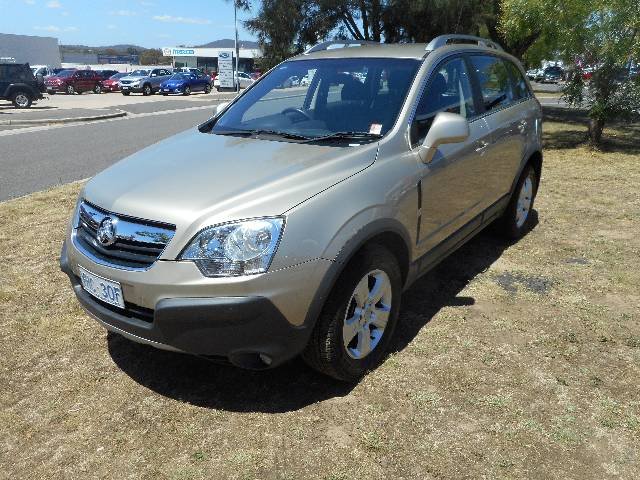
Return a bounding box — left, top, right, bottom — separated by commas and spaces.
216, 129, 311, 140
303, 131, 383, 143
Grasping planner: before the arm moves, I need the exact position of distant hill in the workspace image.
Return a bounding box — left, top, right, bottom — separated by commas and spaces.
60, 44, 148, 54
60, 40, 259, 54
195, 39, 259, 49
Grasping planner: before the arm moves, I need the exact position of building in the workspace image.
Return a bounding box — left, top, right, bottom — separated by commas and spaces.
162, 42, 261, 73
0, 33, 61, 67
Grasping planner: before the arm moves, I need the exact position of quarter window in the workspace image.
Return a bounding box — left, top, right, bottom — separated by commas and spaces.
469, 55, 515, 112
412, 57, 476, 145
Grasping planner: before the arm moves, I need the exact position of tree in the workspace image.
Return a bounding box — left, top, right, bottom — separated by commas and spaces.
139, 49, 171, 66
501, 0, 640, 146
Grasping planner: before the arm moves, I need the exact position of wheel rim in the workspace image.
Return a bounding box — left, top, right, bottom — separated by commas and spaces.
144, 85, 151, 94
185, 87, 190, 94
67, 86, 74, 94
15, 94, 29, 107
516, 174, 534, 228
95, 85, 101, 93
343, 269, 392, 360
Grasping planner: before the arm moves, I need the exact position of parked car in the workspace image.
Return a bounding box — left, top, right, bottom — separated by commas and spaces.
61, 35, 543, 381
95, 70, 119, 81
101, 72, 127, 92
45, 69, 104, 94
31, 65, 55, 78
0, 62, 45, 108
159, 72, 212, 95
213, 71, 254, 90
119, 68, 172, 96
542, 66, 563, 83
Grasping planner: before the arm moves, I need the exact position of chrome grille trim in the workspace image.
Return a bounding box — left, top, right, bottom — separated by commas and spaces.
72, 200, 176, 271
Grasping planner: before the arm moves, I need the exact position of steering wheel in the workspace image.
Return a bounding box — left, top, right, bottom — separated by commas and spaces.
281, 107, 313, 123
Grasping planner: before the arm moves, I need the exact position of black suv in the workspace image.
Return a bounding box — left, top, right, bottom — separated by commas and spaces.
0, 63, 45, 108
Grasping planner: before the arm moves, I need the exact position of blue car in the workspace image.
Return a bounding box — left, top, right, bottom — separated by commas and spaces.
159, 72, 211, 96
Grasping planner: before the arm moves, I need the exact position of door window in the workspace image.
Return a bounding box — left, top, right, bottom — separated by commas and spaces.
469, 55, 515, 112
411, 57, 476, 145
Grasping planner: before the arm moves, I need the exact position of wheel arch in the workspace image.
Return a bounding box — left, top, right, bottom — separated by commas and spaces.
303, 219, 412, 329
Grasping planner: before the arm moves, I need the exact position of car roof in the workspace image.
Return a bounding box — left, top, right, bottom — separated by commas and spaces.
294, 43, 429, 60
291, 41, 514, 63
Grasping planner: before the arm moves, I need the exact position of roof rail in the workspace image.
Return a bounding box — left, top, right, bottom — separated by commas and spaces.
304, 40, 380, 55
425, 34, 503, 52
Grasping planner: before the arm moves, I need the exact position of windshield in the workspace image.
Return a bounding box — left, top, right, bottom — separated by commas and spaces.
57, 70, 75, 78
109, 73, 126, 80
129, 70, 149, 76
212, 57, 420, 140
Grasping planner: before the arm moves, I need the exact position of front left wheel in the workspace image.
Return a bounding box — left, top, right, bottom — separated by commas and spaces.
303, 244, 402, 381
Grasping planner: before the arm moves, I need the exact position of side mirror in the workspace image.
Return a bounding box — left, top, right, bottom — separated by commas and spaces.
419, 112, 470, 164
216, 102, 230, 116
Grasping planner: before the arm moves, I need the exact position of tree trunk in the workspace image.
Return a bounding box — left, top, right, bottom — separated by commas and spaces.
588, 118, 604, 147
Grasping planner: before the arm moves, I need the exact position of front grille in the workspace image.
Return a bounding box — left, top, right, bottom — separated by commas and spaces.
73, 201, 175, 270
120, 80, 133, 85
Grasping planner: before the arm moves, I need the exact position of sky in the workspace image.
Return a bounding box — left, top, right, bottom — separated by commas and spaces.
0, 0, 257, 47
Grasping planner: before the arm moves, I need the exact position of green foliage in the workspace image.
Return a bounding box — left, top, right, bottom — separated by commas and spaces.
502, 0, 640, 146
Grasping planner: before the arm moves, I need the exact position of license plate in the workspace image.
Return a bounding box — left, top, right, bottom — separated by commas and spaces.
164, 89, 169, 91
79, 266, 125, 309
122, 86, 129, 90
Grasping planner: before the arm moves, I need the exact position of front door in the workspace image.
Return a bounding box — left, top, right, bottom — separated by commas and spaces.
412, 55, 492, 255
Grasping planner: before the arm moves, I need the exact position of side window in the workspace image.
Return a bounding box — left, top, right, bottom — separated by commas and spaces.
469, 55, 515, 112
412, 57, 476, 145
505, 61, 530, 100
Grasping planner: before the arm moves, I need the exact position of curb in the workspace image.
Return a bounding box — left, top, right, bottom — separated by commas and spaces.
0, 110, 127, 126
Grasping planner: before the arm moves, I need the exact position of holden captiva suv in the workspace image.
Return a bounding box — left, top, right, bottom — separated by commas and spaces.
61, 35, 543, 381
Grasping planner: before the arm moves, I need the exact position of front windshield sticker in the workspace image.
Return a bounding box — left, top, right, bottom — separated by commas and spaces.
369, 124, 382, 135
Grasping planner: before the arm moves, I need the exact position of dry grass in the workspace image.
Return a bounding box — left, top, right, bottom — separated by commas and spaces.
1, 115, 639, 479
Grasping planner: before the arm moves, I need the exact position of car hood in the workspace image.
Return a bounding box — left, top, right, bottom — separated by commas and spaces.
162, 80, 185, 86
121, 75, 146, 81
83, 128, 378, 238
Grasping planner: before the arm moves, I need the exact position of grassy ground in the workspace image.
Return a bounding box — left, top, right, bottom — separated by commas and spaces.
1, 113, 639, 479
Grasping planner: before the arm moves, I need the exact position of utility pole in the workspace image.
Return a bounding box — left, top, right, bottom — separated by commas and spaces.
234, 1, 239, 93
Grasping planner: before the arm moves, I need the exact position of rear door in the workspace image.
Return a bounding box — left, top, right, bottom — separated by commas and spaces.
467, 55, 527, 202
413, 55, 492, 254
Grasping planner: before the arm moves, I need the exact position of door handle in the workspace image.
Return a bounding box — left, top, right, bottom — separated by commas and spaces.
475, 140, 489, 152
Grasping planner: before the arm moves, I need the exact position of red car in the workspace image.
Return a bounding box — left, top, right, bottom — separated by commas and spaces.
101, 72, 127, 92
45, 69, 104, 95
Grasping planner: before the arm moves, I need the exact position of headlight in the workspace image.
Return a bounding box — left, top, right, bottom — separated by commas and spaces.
180, 217, 284, 277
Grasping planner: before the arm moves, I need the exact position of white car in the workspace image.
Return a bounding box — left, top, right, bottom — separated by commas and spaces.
31, 65, 54, 77
214, 72, 254, 90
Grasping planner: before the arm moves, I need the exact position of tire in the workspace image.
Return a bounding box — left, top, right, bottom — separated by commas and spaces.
302, 244, 402, 381
498, 164, 538, 239
49, 91, 56, 95
122, 91, 130, 96
11, 91, 32, 108
93, 84, 102, 94
66, 84, 75, 95
183, 86, 191, 96
162, 93, 169, 96
142, 84, 152, 96
204, 84, 211, 94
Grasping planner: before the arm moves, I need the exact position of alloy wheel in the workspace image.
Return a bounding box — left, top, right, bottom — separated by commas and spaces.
516, 174, 533, 228
343, 269, 392, 360
14, 93, 29, 108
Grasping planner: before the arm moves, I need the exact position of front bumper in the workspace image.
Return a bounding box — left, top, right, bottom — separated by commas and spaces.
60, 241, 330, 368
160, 86, 184, 93
120, 85, 144, 93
